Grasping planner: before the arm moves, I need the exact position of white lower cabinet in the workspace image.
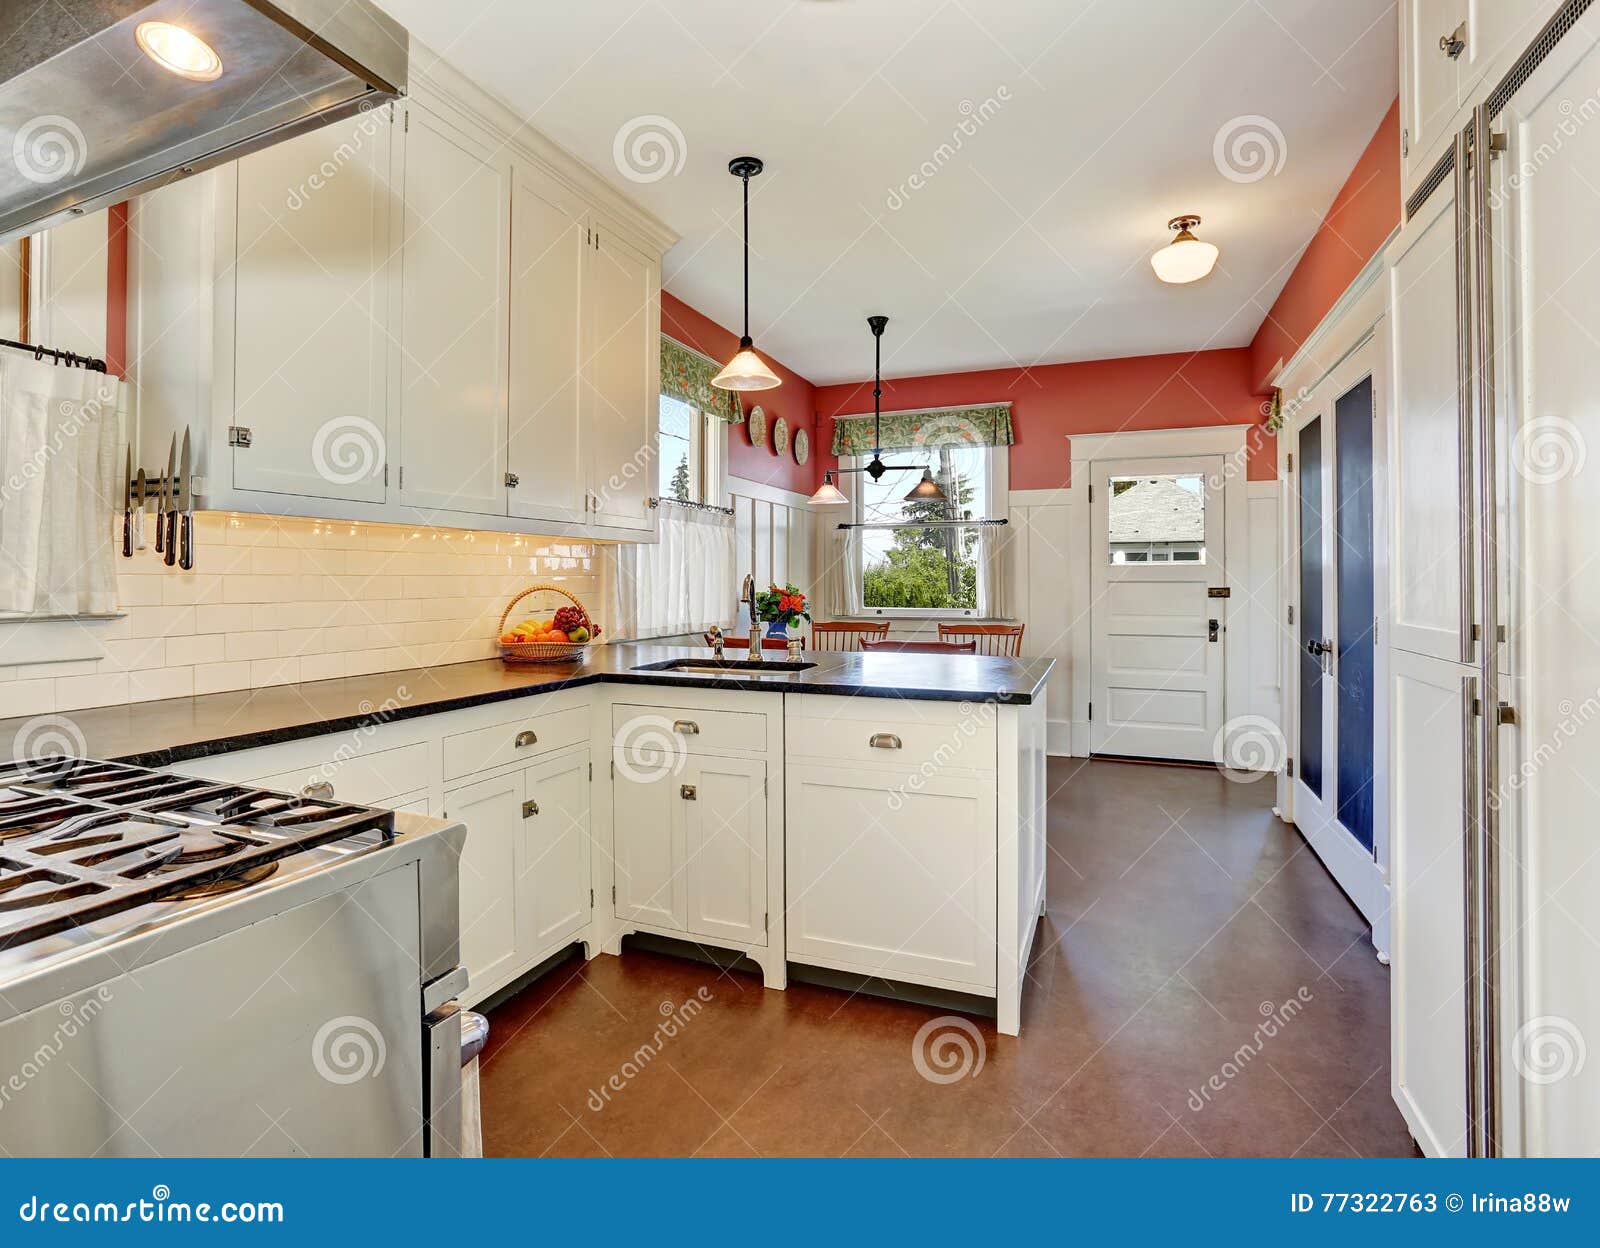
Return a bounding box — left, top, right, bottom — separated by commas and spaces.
785, 762, 997, 992
444, 745, 594, 1006
611, 750, 766, 946
445, 770, 523, 1000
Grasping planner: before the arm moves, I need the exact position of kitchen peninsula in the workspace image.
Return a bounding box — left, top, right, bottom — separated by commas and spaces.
1, 645, 1051, 1034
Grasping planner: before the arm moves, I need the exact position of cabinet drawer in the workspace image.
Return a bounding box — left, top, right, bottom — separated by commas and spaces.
611, 704, 765, 757
786, 708, 994, 774
249, 742, 429, 806
443, 706, 588, 779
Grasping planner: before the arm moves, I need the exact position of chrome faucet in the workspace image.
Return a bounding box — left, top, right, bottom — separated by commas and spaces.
740, 573, 760, 660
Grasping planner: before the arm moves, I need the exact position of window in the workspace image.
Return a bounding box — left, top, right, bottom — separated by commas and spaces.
850, 444, 1005, 617
658, 395, 724, 505
1107, 472, 1207, 565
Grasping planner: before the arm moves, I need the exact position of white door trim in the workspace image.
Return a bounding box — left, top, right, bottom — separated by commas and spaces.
1279, 334, 1391, 958
1072, 424, 1252, 761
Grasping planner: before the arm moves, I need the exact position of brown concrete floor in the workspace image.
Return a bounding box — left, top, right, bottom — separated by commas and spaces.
477, 757, 1417, 1157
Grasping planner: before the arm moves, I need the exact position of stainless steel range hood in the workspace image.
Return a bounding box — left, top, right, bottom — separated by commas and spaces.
0, 0, 407, 242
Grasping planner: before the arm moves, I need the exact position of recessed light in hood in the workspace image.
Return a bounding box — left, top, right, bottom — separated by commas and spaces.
0, 0, 406, 243
135, 21, 224, 82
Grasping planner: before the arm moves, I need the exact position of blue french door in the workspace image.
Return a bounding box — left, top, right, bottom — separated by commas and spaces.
1334, 376, 1376, 852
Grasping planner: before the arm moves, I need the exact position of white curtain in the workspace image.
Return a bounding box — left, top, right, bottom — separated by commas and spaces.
976, 523, 1012, 621
612, 502, 735, 640
0, 357, 121, 616
812, 511, 861, 621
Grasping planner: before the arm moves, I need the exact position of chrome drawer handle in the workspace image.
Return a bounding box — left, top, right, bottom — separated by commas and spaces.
869, 733, 902, 750
514, 730, 538, 748
300, 780, 335, 800
673, 720, 700, 735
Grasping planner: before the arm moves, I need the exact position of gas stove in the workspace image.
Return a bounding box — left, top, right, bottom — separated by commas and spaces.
0, 756, 395, 951
0, 756, 470, 1157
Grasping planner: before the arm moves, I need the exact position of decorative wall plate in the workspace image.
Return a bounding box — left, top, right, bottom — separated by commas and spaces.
747, 405, 768, 447
772, 415, 790, 457
793, 427, 810, 466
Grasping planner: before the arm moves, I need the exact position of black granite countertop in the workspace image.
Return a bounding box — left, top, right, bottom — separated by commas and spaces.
5, 644, 1054, 768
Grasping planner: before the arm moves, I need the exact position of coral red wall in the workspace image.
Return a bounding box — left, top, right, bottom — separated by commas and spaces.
660, 292, 817, 496
814, 347, 1270, 490
1248, 99, 1401, 390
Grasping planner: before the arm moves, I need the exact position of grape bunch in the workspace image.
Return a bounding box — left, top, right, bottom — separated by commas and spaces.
553, 604, 592, 635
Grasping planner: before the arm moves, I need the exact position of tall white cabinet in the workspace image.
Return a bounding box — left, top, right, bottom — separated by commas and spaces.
1388, 0, 1600, 1158
129, 45, 672, 542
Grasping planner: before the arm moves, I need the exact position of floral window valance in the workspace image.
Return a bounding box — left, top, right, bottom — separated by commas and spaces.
660, 336, 744, 423
830, 402, 1014, 457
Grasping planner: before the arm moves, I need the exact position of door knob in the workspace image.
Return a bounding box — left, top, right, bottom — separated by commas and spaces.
1305, 638, 1331, 656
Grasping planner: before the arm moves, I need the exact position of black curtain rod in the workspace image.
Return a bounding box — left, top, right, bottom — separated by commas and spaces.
0, 337, 108, 372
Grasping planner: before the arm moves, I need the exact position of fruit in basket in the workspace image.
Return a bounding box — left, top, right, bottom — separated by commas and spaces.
547, 630, 568, 644
552, 604, 587, 634
566, 626, 590, 644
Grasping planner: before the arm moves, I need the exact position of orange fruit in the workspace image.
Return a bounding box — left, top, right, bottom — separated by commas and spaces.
548, 630, 568, 643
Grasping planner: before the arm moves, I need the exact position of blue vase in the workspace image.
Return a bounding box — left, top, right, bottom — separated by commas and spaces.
765, 620, 788, 639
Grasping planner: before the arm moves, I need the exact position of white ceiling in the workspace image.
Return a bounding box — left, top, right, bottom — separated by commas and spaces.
376, 0, 1397, 385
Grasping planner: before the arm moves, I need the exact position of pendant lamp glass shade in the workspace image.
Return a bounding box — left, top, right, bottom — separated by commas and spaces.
808, 471, 849, 506
903, 469, 947, 502
715, 157, 782, 392
712, 338, 781, 391
1151, 215, 1219, 285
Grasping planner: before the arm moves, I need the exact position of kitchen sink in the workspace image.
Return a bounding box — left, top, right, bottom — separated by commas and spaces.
631, 657, 817, 674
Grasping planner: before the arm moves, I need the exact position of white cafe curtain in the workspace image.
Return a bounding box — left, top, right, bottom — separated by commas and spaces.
612, 501, 736, 640
0, 356, 122, 616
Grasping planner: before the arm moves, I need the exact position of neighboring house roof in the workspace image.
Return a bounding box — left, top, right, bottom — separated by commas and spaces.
1108, 477, 1204, 543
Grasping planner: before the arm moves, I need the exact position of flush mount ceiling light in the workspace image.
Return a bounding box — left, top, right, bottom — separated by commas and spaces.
809, 315, 947, 506
135, 21, 223, 81
712, 156, 782, 392
1151, 214, 1219, 284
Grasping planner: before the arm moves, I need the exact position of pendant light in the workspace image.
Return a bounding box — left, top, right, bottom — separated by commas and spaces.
808, 315, 947, 505
1151, 214, 1219, 284
712, 156, 782, 391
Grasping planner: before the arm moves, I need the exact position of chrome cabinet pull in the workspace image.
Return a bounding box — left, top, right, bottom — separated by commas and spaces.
1453, 126, 1477, 666
673, 720, 700, 735
1439, 21, 1466, 59
680, 784, 697, 800
300, 780, 335, 800
514, 730, 538, 748
869, 733, 902, 750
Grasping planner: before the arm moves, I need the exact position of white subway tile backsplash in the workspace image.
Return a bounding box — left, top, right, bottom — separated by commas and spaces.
1, 514, 601, 716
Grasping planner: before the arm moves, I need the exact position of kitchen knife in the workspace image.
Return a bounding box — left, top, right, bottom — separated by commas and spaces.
121, 446, 132, 558
162, 433, 177, 567
153, 450, 165, 555
133, 468, 148, 550
178, 428, 194, 572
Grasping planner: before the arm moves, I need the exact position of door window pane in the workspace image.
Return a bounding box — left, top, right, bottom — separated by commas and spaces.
1107, 473, 1207, 564
1298, 420, 1324, 798
1335, 376, 1376, 852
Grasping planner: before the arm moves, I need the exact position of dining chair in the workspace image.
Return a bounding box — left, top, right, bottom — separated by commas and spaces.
937, 623, 1025, 657
859, 638, 978, 655
809, 620, 891, 651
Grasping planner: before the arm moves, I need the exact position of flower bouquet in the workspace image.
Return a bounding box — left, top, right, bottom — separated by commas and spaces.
754, 583, 811, 638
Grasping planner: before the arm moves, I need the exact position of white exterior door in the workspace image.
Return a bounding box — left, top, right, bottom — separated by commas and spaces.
1090, 455, 1225, 761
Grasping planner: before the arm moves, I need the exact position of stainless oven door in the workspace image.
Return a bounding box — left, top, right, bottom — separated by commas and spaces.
0, 858, 429, 1157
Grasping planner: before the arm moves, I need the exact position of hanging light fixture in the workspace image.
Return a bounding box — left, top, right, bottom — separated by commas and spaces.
1151, 214, 1219, 284
712, 156, 782, 391
808, 315, 947, 505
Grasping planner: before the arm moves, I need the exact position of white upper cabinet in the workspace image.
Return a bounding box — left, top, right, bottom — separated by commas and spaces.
130, 45, 674, 541
229, 109, 396, 505
583, 216, 659, 533
1400, 0, 1562, 201
396, 99, 511, 518
506, 162, 588, 530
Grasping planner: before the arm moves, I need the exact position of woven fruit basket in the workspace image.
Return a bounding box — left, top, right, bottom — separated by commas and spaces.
496, 585, 601, 664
